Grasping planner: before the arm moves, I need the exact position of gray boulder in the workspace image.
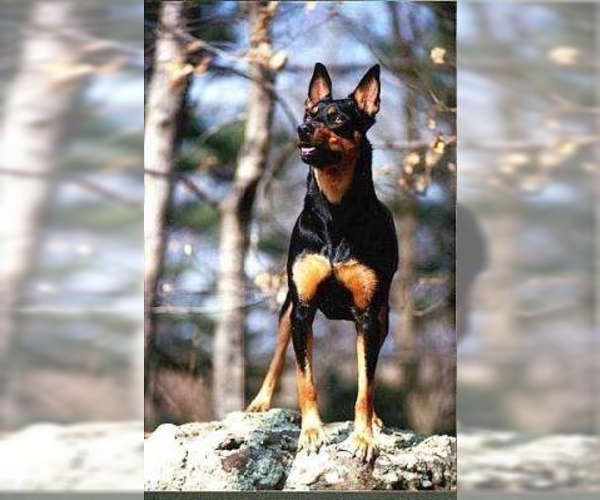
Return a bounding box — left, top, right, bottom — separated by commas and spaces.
0, 421, 143, 490
458, 429, 600, 491
144, 408, 456, 491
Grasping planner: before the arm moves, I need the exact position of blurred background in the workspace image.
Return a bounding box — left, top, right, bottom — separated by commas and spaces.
144, 1, 457, 435
457, 2, 598, 436
0, 0, 143, 430
1, 0, 597, 489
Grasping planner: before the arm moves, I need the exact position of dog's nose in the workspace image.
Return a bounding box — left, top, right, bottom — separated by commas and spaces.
297, 122, 314, 140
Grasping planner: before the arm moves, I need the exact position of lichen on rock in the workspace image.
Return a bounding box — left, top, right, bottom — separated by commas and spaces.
144, 408, 456, 491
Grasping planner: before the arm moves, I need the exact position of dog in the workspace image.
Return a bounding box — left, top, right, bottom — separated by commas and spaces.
247, 63, 398, 462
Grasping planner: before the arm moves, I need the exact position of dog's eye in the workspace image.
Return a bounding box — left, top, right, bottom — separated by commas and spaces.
333, 114, 345, 125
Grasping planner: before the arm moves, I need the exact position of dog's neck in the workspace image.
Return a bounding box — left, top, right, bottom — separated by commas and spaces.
307, 139, 375, 207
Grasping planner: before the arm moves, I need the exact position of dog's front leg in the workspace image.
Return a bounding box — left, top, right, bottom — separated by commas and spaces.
347, 306, 384, 463
291, 302, 326, 454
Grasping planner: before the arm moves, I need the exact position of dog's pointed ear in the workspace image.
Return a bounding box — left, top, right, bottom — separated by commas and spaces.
306, 62, 332, 108
350, 64, 380, 117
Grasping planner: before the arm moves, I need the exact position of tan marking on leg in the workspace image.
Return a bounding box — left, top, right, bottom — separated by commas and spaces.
346, 333, 377, 462
295, 330, 326, 453
372, 303, 389, 429
292, 253, 331, 303
246, 301, 292, 412
354, 334, 373, 432
334, 260, 378, 310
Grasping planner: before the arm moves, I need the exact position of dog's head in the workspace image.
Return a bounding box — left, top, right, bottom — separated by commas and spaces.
297, 63, 380, 168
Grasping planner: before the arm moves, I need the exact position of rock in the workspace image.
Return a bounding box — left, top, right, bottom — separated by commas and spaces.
2, 414, 596, 492
0, 421, 143, 490
458, 428, 600, 491
144, 409, 456, 491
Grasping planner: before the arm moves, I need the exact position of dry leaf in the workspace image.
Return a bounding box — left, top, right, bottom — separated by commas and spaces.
538, 151, 561, 169
97, 56, 128, 74
185, 40, 204, 53
431, 136, 445, 154
194, 55, 212, 74
415, 174, 430, 193
269, 50, 288, 71
430, 47, 446, 65
501, 152, 529, 167
554, 137, 577, 156
80, 40, 112, 53
47, 62, 94, 84
425, 149, 442, 168
548, 46, 579, 65
520, 175, 544, 192
404, 152, 420, 166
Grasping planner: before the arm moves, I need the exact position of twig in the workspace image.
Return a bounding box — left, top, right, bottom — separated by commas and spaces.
1, 167, 140, 206
210, 63, 298, 132
413, 298, 450, 318
463, 58, 600, 73
373, 135, 457, 151
459, 134, 600, 151
517, 299, 579, 318
144, 168, 220, 207
157, 26, 299, 131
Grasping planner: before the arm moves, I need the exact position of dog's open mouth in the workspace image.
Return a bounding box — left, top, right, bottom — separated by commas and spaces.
300, 146, 317, 156
298, 142, 319, 155
298, 141, 341, 167
298, 143, 322, 163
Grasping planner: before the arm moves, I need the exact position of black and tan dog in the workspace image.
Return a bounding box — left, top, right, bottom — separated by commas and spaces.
247, 63, 398, 462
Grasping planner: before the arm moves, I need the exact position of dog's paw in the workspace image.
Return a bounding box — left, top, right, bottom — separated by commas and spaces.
343, 431, 378, 463
245, 394, 271, 412
298, 424, 327, 454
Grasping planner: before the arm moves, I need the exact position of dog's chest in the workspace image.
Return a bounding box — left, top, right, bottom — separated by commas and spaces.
291, 251, 377, 311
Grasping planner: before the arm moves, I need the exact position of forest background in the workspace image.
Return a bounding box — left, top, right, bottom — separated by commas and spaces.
0, 0, 597, 450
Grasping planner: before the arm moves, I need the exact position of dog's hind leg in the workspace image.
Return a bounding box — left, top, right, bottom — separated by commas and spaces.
246, 294, 292, 412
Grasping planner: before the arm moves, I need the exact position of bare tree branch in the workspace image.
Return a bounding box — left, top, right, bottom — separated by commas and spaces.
373, 136, 457, 151
459, 134, 600, 151
145, 168, 219, 207
1, 168, 140, 207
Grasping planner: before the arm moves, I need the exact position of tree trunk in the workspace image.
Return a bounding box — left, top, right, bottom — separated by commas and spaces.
483, 89, 520, 348
0, 1, 85, 427
388, 0, 418, 353
395, 200, 418, 352
395, 69, 419, 356
388, 2, 434, 432
212, 2, 278, 419
144, 1, 191, 422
